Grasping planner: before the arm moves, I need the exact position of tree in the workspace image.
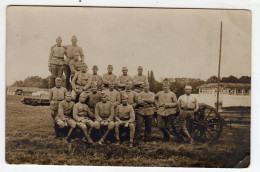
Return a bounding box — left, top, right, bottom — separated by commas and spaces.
238, 76, 251, 84
221, 75, 239, 83
206, 75, 218, 83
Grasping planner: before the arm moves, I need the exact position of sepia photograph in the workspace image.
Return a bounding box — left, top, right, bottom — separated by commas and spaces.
5, 6, 251, 167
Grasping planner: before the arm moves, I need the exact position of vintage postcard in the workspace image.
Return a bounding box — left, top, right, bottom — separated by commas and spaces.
5, 6, 251, 167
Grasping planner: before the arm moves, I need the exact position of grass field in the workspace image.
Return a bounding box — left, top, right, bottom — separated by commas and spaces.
5, 95, 250, 167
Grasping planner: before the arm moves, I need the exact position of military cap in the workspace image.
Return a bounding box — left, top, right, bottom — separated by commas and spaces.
122, 66, 128, 70
79, 92, 87, 98
101, 92, 108, 97
74, 52, 80, 56
91, 81, 98, 87
80, 62, 88, 67
55, 77, 62, 82
137, 66, 143, 70
107, 64, 113, 68
92, 65, 98, 70
121, 94, 129, 99
71, 35, 77, 40
125, 80, 133, 85
56, 36, 62, 41
185, 85, 192, 90
65, 91, 72, 96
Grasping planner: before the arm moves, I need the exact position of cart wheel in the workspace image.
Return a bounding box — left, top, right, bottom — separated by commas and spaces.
192, 103, 223, 143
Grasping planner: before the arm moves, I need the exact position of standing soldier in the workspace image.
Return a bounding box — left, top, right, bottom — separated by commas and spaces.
91, 65, 103, 91
71, 63, 92, 101
155, 81, 178, 141
63, 35, 85, 90
49, 77, 67, 137
69, 52, 81, 80
115, 94, 135, 148
104, 82, 121, 108
55, 92, 76, 140
177, 85, 199, 144
133, 66, 148, 93
48, 36, 66, 88
135, 83, 155, 142
94, 92, 115, 145
102, 65, 117, 90
73, 92, 94, 143
117, 66, 133, 91
120, 80, 138, 109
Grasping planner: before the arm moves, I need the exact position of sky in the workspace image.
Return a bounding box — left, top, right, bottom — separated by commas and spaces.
6, 6, 251, 85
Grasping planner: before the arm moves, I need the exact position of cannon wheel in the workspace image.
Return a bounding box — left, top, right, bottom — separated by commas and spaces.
191, 103, 223, 143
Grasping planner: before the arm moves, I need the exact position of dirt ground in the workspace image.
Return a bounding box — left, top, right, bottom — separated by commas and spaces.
5, 95, 250, 167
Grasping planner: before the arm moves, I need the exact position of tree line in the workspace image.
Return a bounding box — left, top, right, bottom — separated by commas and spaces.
10, 72, 251, 97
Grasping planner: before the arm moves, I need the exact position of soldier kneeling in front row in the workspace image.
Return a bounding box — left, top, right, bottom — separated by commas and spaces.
115, 94, 135, 148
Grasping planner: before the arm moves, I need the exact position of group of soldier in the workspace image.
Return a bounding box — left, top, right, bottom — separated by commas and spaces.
48, 35, 199, 148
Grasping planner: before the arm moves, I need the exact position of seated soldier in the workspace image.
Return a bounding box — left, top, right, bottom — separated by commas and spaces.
69, 52, 81, 80
71, 62, 92, 101
49, 77, 67, 137
55, 92, 76, 140
73, 93, 94, 143
120, 80, 138, 109
115, 94, 135, 148
94, 92, 115, 145
104, 82, 120, 108
102, 64, 117, 90
91, 65, 103, 91
117, 66, 133, 91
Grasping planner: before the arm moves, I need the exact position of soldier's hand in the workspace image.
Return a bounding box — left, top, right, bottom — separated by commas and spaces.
104, 120, 108, 125
124, 122, 129, 128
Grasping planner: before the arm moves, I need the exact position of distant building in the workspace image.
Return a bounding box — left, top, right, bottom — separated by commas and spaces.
197, 83, 251, 107
6, 87, 50, 98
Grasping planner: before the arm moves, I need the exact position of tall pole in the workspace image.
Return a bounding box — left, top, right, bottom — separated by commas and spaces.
217, 21, 223, 112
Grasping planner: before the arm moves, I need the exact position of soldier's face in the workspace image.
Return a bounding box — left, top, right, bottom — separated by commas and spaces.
144, 85, 149, 91
91, 86, 97, 93
101, 96, 108, 102
109, 83, 114, 89
56, 38, 62, 46
55, 80, 62, 87
71, 37, 77, 44
163, 85, 169, 92
122, 69, 128, 75
65, 95, 72, 102
122, 97, 128, 105
93, 69, 98, 74
107, 67, 113, 73
185, 89, 192, 95
125, 83, 132, 90
81, 66, 87, 72
79, 96, 86, 103
74, 55, 79, 61
138, 68, 143, 75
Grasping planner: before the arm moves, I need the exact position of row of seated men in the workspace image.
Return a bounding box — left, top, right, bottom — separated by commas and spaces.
48, 36, 148, 92
49, 77, 199, 148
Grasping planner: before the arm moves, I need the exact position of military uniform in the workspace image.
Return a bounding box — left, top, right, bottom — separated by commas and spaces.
71, 71, 92, 100
48, 45, 66, 88
92, 74, 103, 90
135, 90, 155, 140
84, 91, 102, 115
117, 74, 133, 91
69, 59, 81, 79
104, 89, 120, 107
73, 102, 94, 130
102, 73, 117, 90
155, 90, 178, 140
132, 74, 148, 93
178, 94, 199, 140
115, 104, 135, 143
120, 90, 138, 108
56, 100, 76, 129
63, 44, 84, 90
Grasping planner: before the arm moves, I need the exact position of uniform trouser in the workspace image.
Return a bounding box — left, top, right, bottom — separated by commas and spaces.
115, 121, 135, 142
56, 117, 77, 129
135, 114, 153, 140
50, 64, 63, 88
76, 118, 94, 130
157, 114, 174, 139
63, 64, 71, 90
93, 120, 115, 130
179, 110, 194, 139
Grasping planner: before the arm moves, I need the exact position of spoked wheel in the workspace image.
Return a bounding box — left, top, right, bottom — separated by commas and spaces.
191, 103, 223, 144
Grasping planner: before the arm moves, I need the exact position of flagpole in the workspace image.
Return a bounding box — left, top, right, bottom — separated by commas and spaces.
217, 21, 223, 112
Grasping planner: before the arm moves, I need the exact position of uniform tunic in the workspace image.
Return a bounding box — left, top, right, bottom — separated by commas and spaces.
117, 74, 133, 90
178, 94, 199, 111
69, 59, 81, 76
104, 89, 120, 104
115, 104, 135, 123
120, 90, 138, 106
57, 100, 75, 119
92, 74, 103, 88
155, 91, 178, 116
137, 91, 155, 116
133, 74, 148, 92
73, 102, 94, 122
64, 44, 84, 65
95, 101, 114, 121
71, 71, 92, 93
49, 45, 66, 66
102, 73, 117, 86
85, 91, 102, 113
49, 87, 67, 110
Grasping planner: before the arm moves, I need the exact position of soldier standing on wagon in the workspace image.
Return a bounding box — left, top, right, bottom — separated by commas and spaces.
94, 92, 115, 145
115, 94, 135, 148
63, 35, 85, 90
73, 92, 94, 143
69, 52, 81, 80
133, 66, 148, 93
48, 36, 66, 88
177, 85, 199, 144
91, 65, 103, 91
135, 82, 155, 142
155, 81, 178, 141
49, 77, 67, 137
55, 92, 76, 140
102, 65, 117, 90
71, 63, 92, 101
117, 66, 133, 91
